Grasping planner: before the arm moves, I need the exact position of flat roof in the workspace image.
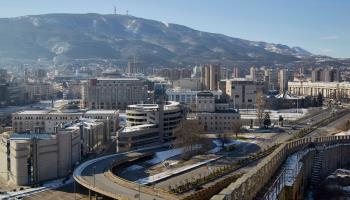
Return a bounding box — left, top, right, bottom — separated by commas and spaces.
121, 124, 158, 133
16, 110, 52, 115
10, 133, 53, 140
85, 110, 118, 114
96, 77, 140, 81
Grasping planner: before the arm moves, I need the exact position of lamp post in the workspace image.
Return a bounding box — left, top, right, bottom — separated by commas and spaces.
93, 166, 96, 188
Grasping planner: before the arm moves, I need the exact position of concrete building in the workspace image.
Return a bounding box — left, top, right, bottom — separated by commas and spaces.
311, 68, 340, 82
288, 81, 350, 101
12, 109, 119, 136
171, 78, 201, 90
279, 69, 294, 93
195, 91, 240, 132
0, 131, 80, 186
127, 60, 144, 74
25, 82, 54, 101
118, 101, 183, 151
225, 79, 261, 109
264, 68, 279, 91
166, 89, 222, 105
81, 78, 148, 110
201, 64, 221, 90
249, 67, 265, 82
0, 117, 107, 186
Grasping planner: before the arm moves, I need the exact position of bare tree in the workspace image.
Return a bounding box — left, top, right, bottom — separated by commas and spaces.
256, 90, 266, 128
217, 132, 229, 149
175, 120, 211, 159
232, 119, 242, 138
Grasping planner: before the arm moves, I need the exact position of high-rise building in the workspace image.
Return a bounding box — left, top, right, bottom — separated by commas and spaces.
201, 64, 221, 90
232, 67, 239, 78
81, 78, 148, 109
264, 68, 279, 91
311, 68, 340, 82
127, 59, 143, 74
279, 69, 294, 93
249, 67, 265, 82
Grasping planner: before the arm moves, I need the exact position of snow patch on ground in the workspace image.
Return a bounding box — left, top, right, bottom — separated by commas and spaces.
209, 139, 242, 154
136, 156, 222, 185
126, 19, 139, 33
0, 177, 73, 199
162, 21, 169, 27
146, 148, 183, 165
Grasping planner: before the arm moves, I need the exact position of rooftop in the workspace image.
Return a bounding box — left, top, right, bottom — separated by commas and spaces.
197, 91, 214, 97
85, 110, 118, 114
16, 110, 52, 115
10, 133, 53, 140
121, 124, 158, 133
95, 77, 140, 81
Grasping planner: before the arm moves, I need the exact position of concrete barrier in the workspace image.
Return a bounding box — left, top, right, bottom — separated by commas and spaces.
211, 135, 350, 200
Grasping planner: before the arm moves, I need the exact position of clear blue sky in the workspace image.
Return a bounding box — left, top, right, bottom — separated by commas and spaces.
1, 0, 349, 58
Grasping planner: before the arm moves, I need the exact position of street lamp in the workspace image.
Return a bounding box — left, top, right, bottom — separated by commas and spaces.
93, 166, 96, 188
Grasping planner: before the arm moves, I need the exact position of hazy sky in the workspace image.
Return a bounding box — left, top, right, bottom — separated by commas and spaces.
1, 0, 349, 58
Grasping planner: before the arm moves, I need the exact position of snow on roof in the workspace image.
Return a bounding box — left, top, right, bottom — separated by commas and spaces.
85, 110, 118, 114
17, 110, 52, 115
10, 133, 53, 140
121, 124, 158, 133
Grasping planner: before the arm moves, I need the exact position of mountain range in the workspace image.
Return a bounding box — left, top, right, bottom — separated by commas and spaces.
0, 13, 333, 67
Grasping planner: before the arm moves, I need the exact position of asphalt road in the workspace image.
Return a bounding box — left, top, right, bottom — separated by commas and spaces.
75, 146, 170, 200
73, 107, 340, 200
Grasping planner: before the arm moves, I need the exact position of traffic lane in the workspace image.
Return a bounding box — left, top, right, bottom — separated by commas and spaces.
308, 111, 350, 137
79, 147, 171, 200
82, 171, 167, 200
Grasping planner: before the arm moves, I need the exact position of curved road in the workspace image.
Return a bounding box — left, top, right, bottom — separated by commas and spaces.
73, 146, 169, 200
74, 107, 341, 200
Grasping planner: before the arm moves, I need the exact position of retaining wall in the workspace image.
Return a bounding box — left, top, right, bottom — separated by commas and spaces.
211, 135, 350, 200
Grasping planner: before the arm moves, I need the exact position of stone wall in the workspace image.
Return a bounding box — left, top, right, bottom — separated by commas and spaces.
211, 135, 350, 200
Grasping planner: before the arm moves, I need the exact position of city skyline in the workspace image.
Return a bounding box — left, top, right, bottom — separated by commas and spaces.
1, 0, 349, 58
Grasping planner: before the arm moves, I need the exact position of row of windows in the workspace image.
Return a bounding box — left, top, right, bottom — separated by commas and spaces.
14, 116, 80, 120
198, 116, 238, 120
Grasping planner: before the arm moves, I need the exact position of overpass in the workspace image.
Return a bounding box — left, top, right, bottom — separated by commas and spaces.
73, 146, 177, 200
